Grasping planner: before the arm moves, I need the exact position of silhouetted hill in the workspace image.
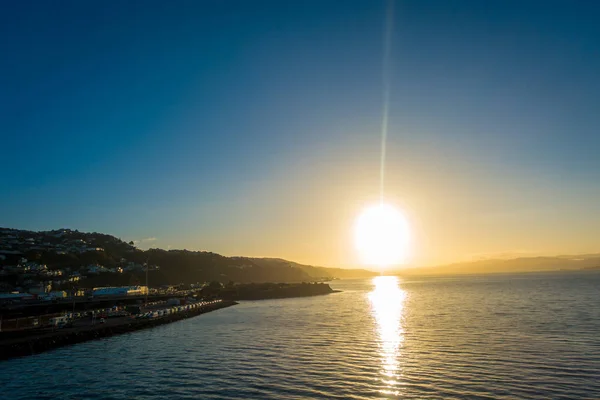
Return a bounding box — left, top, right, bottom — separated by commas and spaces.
141, 249, 313, 284
0, 227, 370, 288
244, 257, 377, 279
399, 254, 600, 276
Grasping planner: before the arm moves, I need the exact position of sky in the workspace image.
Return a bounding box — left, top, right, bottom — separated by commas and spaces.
2, 0, 600, 268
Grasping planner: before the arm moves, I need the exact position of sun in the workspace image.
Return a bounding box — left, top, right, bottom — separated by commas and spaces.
354, 203, 410, 267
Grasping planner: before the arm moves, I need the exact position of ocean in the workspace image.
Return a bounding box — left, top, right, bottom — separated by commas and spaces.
2, 272, 599, 399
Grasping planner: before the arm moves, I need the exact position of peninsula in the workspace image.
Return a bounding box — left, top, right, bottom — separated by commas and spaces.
0, 226, 349, 361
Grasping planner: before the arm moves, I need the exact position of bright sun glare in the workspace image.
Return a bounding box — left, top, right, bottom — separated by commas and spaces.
355, 203, 410, 267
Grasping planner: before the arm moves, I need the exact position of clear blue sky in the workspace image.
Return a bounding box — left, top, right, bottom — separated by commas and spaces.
2, 1, 600, 266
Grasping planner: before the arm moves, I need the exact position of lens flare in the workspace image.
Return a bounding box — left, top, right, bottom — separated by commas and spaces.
379, 0, 394, 202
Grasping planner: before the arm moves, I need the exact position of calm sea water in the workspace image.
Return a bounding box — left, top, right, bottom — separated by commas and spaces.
2, 272, 600, 399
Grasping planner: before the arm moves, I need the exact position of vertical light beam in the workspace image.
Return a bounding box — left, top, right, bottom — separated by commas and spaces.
380, 0, 395, 204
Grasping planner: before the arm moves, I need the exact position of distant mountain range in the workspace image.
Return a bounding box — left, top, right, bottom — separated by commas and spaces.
3, 227, 596, 289
398, 254, 600, 276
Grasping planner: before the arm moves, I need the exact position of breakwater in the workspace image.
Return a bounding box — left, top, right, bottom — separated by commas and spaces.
220, 282, 338, 301
0, 300, 237, 361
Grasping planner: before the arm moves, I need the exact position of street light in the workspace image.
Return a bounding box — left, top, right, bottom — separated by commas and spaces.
144, 258, 149, 306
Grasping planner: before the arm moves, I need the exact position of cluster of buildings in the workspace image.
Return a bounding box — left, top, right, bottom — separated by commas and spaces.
0, 228, 163, 303
0, 258, 154, 299
0, 285, 150, 304
0, 229, 106, 255
0, 282, 71, 303
0, 259, 73, 292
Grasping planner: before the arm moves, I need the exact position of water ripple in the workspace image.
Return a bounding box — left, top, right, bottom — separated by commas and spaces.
1, 272, 599, 399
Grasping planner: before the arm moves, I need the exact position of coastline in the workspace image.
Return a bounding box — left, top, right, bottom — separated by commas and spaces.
0, 287, 340, 361
0, 300, 238, 361
1, 284, 341, 361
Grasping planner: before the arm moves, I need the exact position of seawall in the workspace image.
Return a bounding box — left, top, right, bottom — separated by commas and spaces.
220, 282, 338, 301
0, 300, 237, 361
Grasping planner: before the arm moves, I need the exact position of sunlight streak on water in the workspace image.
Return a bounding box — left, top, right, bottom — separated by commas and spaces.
369, 275, 406, 396
3, 274, 600, 399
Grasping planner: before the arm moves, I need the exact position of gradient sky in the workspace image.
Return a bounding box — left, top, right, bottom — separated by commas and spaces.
2, 1, 600, 268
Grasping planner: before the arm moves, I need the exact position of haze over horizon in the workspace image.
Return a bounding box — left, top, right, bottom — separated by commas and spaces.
3, 0, 600, 268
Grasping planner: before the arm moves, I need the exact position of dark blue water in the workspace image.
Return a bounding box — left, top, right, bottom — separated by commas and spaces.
2, 272, 599, 399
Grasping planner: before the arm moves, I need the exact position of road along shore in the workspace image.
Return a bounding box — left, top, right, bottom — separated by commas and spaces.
0, 300, 238, 361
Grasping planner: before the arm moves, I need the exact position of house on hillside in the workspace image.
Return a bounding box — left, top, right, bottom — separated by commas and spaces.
86, 264, 108, 274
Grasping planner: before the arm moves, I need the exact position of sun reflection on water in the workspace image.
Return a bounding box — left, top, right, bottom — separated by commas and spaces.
369, 275, 406, 395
